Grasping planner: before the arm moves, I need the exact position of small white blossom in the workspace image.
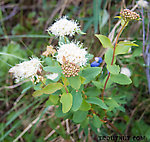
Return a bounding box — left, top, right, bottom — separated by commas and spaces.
56, 42, 87, 66
47, 16, 80, 37
46, 73, 59, 80
120, 67, 131, 77
9, 58, 42, 83
137, 0, 149, 8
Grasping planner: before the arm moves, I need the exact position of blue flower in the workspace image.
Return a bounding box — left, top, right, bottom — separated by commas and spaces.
91, 61, 100, 67
95, 57, 103, 63
107, 70, 109, 74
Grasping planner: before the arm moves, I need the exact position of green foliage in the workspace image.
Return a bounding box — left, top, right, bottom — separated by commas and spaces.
0, 42, 27, 78
71, 90, 83, 111
85, 86, 101, 97
110, 74, 132, 85
107, 64, 120, 74
73, 110, 88, 123
79, 99, 91, 111
67, 76, 81, 90
93, 114, 102, 128
81, 67, 102, 84
95, 34, 114, 48
46, 95, 59, 106
32, 83, 63, 97
86, 97, 108, 109
105, 48, 116, 65
43, 66, 62, 74
115, 41, 138, 55
60, 93, 73, 113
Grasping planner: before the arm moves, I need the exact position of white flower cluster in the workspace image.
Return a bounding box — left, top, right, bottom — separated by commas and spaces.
56, 42, 87, 66
120, 67, 131, 77
47, 16, 80, 37
137, 0, 149, 8
9, 58, 42, 83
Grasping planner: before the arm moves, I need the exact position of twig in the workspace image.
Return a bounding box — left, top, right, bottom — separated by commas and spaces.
125, 98, 150, 134
59, 0, 68, 17
66, 119, 70, 134
106, 118, 123, 136
141, 7, 146, 61
0, 80, 29, 91
138, 105, 150, 121
44, 120, 65, 140
14, 93, 26, 106
13, 109, 54, 142
0, 6, 18, 22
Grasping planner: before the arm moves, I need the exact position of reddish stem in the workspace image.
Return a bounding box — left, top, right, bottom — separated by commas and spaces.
101, 21, 127, 101
64, 85, 68, 93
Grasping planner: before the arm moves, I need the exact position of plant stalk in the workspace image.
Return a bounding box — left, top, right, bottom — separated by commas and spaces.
101, 21, 128, 101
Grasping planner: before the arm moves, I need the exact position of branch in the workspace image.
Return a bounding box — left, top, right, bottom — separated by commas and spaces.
0, 80, 29, 91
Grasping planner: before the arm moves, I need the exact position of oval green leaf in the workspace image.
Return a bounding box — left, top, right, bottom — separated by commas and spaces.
60, 93, 73, 113
67, 76, 81, 90
86, 97, 108, 109
107, 64, 120, 75
110, 74, 132, 85
43, 83, 63, 94
73, 110, 88, 123
95, 34, 114, 49
71, 90, 83, 111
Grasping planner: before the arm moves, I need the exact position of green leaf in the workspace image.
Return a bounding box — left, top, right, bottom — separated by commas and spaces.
100, 9, 109, 30
73, 110, 88, 123
86, 97, 108, 109
42, 83, 63, 94
105, 97, 120, 111
114, 16, 121, 19
93, 114, 102, 128
85, 53, 94, 62
77, 30, 86, 35
105, 48, 116, 65
93, 0, 102, 33
110, 74, 132, 85
95, 34, 114, 49
118, 41, 138, 47
85, 87, 101, 97
48, 95, 59, 105
44, 57, 54, 66
79, 99, 91, 111
43, 66, 62, 73
67, 76, 81, 90
115, 41, 138, 55
55, 106, 68, 117
92, 81, 103, 89
80, 118, 89, 128
81, 67, 102, 84
146, 128, 150, 140
71, 90, 83, 111
32, 90, 45, 97
59, 36, 70, 45
132, 47, 142, 57
60, 93, 73, 113
80, 76, 86, 84
107, 64, 120, 74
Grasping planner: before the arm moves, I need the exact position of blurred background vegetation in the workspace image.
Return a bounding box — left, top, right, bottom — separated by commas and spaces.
0, 0, 150, 141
